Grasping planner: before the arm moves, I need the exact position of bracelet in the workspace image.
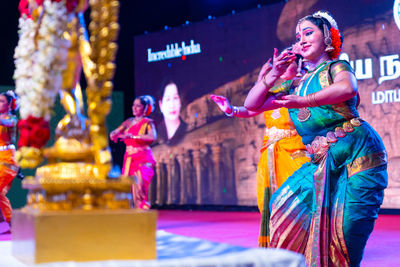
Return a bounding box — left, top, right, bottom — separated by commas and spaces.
306, 93, 319, 107
225, 107, 234, 117
262, 75, 273, 88
233, 106, 239, 116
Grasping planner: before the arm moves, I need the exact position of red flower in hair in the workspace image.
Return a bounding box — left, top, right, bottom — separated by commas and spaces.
329, 28, 342, 59
11, 98, 18, 112
145, 105, 152, 116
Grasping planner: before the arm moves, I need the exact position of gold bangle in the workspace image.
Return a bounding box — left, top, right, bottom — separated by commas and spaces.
225, 106, 239, 117
262, 75, 273, 88
311, 93, 319, 107
306, 93, 319, 107
306, 94, 313, 107
233, 106, 239, 116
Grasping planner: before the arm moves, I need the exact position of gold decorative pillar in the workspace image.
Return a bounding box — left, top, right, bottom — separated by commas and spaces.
12, 209, 157, 264
11, 0, 157, 264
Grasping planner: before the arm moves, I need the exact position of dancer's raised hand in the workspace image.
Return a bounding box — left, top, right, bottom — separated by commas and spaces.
257, 58, 273, 82
210, 94, 232, 114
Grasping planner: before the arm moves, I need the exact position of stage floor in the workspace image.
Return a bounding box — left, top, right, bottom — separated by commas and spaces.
1, 210, 399, 266
157, 210, 400, 267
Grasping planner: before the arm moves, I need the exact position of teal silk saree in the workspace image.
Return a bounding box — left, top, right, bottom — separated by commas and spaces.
268, 60, 388, 267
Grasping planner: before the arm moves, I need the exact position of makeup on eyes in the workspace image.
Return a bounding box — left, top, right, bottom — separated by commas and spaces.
296, 26, 314, 41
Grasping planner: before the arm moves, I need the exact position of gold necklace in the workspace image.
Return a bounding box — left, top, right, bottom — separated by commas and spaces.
296, 61, 329, 122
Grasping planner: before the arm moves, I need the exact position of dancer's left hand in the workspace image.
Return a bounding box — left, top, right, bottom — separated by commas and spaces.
272, 94, 308, 109
210, 94, 232, 114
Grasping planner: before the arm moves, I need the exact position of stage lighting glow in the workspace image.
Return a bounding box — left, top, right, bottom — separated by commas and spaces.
394, 0, 400, 31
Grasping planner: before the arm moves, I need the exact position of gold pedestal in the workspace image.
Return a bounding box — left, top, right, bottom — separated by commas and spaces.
12, 208, 157, 264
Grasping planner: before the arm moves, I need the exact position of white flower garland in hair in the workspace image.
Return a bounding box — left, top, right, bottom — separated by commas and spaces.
14, 0, 70, 121
143, 95, 155, 111
313, 11, 338, 30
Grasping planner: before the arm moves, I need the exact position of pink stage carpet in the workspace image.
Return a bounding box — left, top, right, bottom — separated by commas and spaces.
1, 210, 399, 266
157, 210, 400, 267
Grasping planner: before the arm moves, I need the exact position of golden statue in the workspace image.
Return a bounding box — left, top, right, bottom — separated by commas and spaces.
12, 2, 157, 263
14, 0, 134, 211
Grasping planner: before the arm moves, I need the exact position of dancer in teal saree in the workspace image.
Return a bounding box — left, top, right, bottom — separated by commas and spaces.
244, 11, 387, 267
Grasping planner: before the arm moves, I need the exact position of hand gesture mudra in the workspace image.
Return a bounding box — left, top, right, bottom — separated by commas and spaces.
257, 58, 273, 82
110, 131, 119, 143
270, 48, 297, 77
272, 94, 307, 109
210, 94, 232, 113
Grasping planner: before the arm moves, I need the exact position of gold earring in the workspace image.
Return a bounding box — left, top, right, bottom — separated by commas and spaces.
323, 24, 334, 52
325, 38, 334, 52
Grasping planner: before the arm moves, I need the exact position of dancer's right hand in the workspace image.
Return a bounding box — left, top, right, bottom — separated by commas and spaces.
210, 94, 232, 114
269, 48, 297, 78
257, 58, 273, 82
110, 131, 118, 143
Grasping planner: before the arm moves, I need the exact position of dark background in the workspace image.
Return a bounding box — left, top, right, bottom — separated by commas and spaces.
0, 0, 284, 118
0, 0, 284, 208
0, 0, 390, 116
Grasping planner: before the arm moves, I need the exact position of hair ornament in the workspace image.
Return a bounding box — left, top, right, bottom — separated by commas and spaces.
312, 11, 339, 54
142, 95, 155, 116
312, 10, 338, 29
5, 90, 19, 112
298, 10, 342, 59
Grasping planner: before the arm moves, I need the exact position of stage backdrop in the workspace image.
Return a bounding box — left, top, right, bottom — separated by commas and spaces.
134, 0, 400, 208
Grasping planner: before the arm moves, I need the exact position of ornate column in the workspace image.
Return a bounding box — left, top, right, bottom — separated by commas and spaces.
192, 142, 203, 204
176, 148, 186, 205
166, 151, 175, 204
210, 142, 222, 203
225, 138, 237, 201
184, 150, 194, 203
155, 156, 165, 205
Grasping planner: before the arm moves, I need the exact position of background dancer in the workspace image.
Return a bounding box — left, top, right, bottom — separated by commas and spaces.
211, 49, 309, 247
110, 95, 157, 209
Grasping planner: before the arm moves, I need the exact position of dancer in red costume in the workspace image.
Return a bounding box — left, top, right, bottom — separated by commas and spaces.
110, 95, 157, 209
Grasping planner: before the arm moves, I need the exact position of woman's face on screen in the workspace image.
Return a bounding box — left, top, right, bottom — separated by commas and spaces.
159, 83, 181, 121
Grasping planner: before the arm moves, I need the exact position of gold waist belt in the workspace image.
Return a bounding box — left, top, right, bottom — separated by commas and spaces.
306, 118, 362, 163
265, 127, 298, 143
